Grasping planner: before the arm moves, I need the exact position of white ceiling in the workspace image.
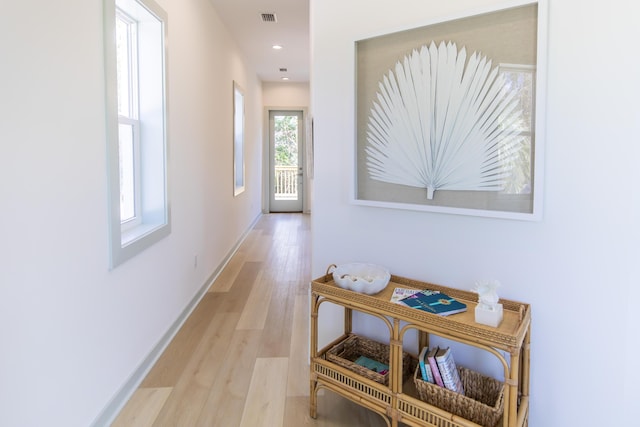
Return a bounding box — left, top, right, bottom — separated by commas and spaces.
208, 0, 310, 83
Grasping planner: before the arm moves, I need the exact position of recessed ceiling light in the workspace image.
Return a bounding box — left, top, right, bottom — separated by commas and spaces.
281, 77, 289, 81
272, 44, 283, 50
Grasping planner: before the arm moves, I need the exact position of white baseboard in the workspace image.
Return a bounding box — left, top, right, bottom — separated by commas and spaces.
91, 213, 262, 427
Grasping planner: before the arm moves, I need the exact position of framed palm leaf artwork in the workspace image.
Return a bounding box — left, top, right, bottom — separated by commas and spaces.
354, 0, 547, 220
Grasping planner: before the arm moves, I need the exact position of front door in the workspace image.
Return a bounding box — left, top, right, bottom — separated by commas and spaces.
269, 110, 304, 212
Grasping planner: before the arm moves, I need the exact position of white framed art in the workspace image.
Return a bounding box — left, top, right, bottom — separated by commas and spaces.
354, 0, 547, 220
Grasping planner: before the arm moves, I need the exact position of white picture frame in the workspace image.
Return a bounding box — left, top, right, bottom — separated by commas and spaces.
353, 0, 547, 221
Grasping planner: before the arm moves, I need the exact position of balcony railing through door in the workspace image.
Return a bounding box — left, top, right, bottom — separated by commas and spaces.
274, 165, 298, 200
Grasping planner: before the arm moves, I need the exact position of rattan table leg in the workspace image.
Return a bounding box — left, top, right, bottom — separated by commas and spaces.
521, 325, 531, 398
507, 352, 521, 427
310, 293, 320, 419
391, 319, 402, 393
344, 306, 352, 334
309, 376, 318, 418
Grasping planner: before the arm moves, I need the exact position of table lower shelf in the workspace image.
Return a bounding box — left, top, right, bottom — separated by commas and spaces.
311, 357, 528, 427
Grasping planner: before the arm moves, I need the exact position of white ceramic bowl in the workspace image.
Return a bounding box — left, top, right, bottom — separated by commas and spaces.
332, 263, 390, 295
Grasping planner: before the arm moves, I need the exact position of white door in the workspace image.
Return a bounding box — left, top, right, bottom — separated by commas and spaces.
269, 110, 304, 212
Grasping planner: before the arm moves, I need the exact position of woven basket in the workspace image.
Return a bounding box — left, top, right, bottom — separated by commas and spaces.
326, 334, 412, 385
413, 364, 505, 427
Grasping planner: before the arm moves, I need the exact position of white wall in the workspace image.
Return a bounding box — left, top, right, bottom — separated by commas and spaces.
263, 81, 310, 107
310, 0, 640, 426
0, 0, 263, 426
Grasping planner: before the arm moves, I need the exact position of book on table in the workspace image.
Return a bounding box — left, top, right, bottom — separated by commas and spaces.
426, 347, 445, 387
399, 289, 467, 316
435, 347, 465, 395
389, 287, 423, 304
354, 355, 389, 375
418, 346, 434, 383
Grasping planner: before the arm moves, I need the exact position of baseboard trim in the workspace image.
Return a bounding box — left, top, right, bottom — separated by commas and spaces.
91, 213, 262, 427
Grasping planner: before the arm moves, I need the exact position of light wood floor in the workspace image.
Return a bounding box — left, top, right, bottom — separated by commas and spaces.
111, 213, 392, 427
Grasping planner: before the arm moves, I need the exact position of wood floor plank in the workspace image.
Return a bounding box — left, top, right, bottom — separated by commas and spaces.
213, 261, 263, 313
283, 393, 396, 427
150, 312, 241, 427
209, 253, 246, 293
258, 279, 295, 357
287, 294, 310, 397
141, 293, 226, 388
245, 234, 273, 263
194, 329, 263, 426
235, 229, 261, 256
283, 396, 318, 427
239, 357, 289, 427
111, 387, 172, 427
236, 269, 274, 330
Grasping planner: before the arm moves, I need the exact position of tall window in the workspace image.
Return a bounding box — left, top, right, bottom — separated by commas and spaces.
105, 0, 169, 268
116, 9, 140, 227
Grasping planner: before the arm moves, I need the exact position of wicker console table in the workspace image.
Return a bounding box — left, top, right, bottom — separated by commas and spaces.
309, 272, 531, 427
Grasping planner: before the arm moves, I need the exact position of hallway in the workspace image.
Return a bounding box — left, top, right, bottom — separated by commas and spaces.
112, 214, 389, 426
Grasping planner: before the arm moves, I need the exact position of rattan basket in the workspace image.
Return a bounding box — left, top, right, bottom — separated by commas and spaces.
326, 334, 412, 385
413, 364, 505, 427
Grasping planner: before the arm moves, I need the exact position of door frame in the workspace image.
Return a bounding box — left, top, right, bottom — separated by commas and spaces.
263, 106, 309, 213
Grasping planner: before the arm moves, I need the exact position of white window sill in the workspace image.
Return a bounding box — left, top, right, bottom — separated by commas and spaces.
121, 222, 163, 247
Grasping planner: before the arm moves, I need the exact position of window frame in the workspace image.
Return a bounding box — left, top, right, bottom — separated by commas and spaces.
104, 0, 170, 268
116, 8, 142, 230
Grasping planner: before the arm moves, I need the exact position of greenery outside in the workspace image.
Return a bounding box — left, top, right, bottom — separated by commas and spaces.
274, 115, 298, 167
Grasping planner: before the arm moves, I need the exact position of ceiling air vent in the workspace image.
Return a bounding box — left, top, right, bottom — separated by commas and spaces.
260, 13, 277, 23
279, 68, 288, 72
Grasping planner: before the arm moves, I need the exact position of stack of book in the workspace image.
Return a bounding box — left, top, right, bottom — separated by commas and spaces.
392, 288, 467, 316
418, 346, 465, 395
